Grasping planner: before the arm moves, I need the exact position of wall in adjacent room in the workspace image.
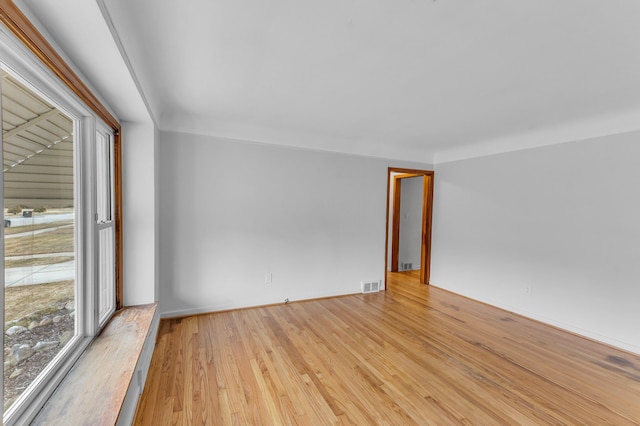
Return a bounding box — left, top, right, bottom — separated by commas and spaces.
158, 131, 432, 317
398, 176, 423, 270
431, 130, 640, 354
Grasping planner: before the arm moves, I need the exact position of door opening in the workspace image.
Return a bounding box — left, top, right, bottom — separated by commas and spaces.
385, 168, 434, 286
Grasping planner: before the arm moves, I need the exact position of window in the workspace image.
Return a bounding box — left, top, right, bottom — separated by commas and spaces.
2, 70, 78, 414
0, 12, 121, 425
96, 126, 116, 326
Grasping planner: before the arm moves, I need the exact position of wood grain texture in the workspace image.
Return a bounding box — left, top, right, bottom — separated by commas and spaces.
420, 173, 434, 284
390, 176, 402, 272
34, 304, 157, 426
114, 131, 123, 309
135, 272, 640, 425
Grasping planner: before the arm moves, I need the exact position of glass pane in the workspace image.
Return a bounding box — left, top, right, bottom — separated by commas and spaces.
95, 131, 111, 222
98, 226, 114, 324
2, 71, 76, 412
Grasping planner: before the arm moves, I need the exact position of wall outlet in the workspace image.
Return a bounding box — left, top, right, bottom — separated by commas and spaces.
524, 284, 532, 295
265, 273, 272, 284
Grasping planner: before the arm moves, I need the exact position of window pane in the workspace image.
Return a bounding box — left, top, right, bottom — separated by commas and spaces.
2, 72, 76, 412
95, 131, 111, 222
98, 226, 114, 324
96, 127, 115, 326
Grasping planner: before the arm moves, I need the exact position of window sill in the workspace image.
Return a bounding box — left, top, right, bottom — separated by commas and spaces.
32, 303, 159, 425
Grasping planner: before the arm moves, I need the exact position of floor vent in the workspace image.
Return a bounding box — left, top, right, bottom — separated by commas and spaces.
400, 262, 413, 271
362, 280, 381, 294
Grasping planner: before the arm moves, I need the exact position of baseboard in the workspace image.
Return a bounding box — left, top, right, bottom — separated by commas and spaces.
160, 291, 361, 319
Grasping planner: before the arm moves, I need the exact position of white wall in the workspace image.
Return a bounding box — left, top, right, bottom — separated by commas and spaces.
398, 176, 423, 270
158, 131, 431, 317
154, 125, 160, 305
431, 130, 640, 354
122, 121, 158, 305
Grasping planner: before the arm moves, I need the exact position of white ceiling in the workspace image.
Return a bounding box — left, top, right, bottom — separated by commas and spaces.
19, 0, 640, 163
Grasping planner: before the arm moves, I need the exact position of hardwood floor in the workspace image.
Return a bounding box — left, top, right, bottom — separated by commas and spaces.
134, 272, 640, 425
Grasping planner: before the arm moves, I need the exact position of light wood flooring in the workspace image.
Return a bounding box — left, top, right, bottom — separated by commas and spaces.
134, 272, 640, 425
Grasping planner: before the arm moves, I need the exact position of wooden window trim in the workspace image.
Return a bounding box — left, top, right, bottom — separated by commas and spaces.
0, 0, 123, 308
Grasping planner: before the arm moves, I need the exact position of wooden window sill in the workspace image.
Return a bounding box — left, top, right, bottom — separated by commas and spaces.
32, 303, 158, 425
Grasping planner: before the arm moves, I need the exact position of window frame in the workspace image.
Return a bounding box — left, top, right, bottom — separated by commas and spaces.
0, 2, 123, 424
0, 0, 123, 308
95, 122, 117, 327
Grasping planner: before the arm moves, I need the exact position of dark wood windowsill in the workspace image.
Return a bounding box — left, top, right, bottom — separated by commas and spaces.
33, 303, 157, 425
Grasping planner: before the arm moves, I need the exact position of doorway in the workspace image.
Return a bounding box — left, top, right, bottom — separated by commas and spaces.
385, 168, 434, 285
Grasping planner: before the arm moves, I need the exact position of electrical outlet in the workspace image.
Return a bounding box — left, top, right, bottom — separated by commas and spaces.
265, 273, 272, 284
525, 284, 532, 295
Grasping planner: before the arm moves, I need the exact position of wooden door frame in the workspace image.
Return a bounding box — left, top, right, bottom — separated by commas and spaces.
385, 168, 434, 285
